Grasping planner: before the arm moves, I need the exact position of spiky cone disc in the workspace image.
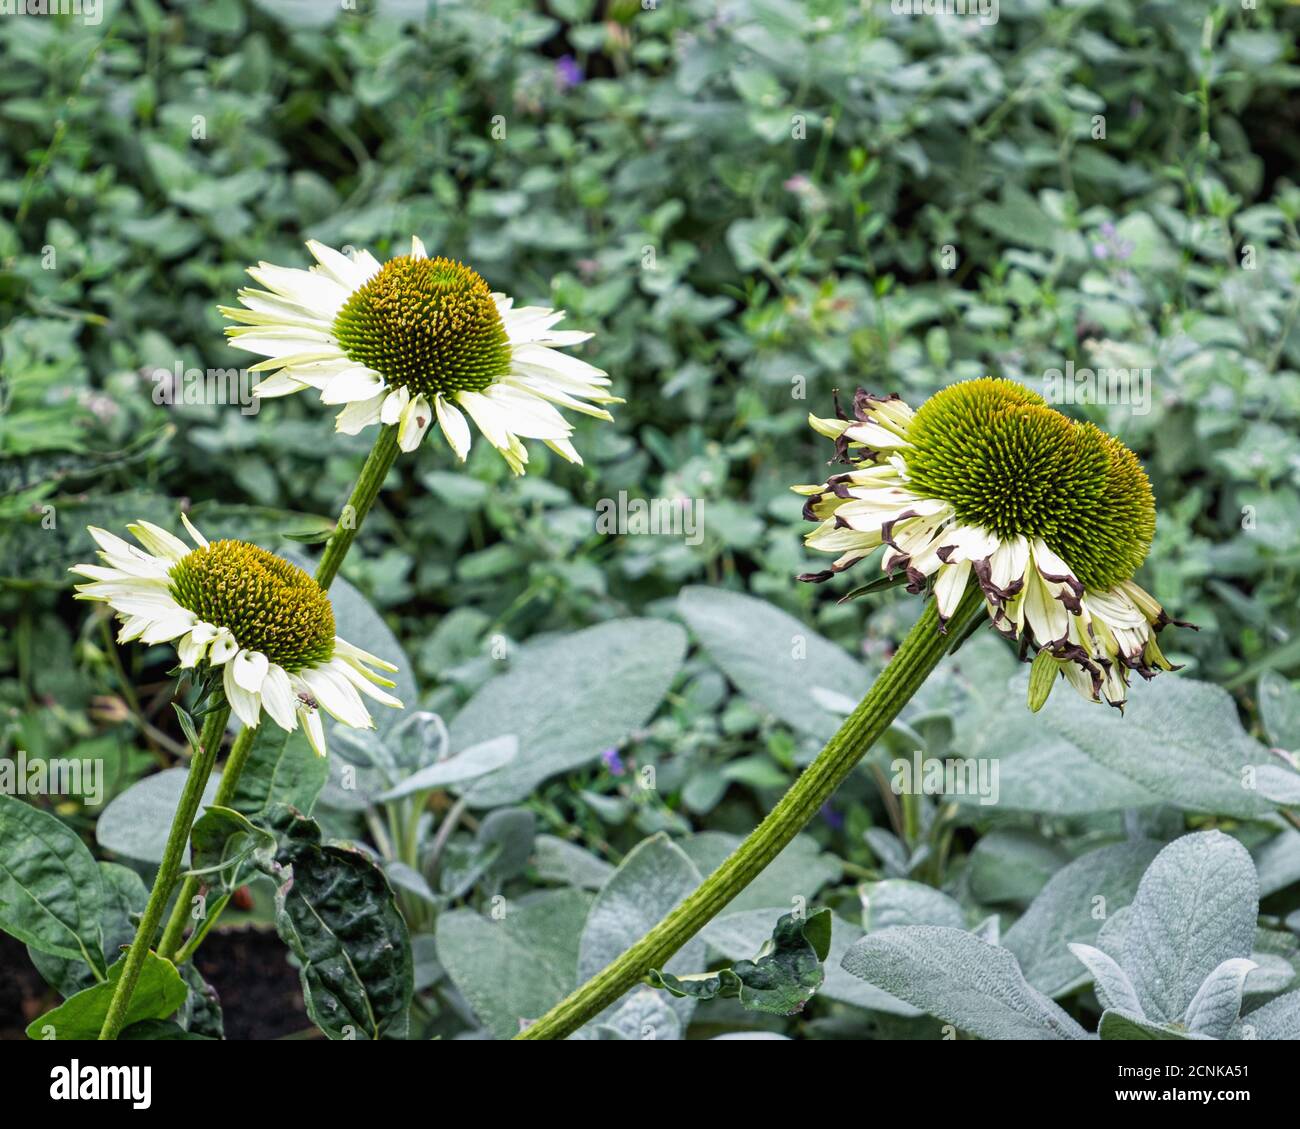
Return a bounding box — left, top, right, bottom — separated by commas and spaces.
70, 515, 403, 755
794, 378, 1192, 710
221, 236, 621, 473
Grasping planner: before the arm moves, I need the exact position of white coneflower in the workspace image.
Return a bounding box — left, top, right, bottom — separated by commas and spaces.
794, 378, 1192, 710
220, 237, 620, 474
70, 515, 402, 755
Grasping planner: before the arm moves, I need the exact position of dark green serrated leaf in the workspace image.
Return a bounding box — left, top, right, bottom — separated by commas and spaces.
649, 908, 832, 1016
254, 804, 413, 1040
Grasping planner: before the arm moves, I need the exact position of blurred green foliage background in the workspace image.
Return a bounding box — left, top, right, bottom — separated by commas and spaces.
3, 0, 1300, 1039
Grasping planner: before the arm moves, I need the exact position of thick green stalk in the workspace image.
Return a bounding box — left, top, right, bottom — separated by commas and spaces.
158, 424, 401, 963
516, 586, 984, 1040
99, 705, 230, 1040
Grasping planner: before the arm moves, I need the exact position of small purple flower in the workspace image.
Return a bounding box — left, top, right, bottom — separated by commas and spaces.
555, 55, 583, 91
819, 801, 844, 831
1092, 222, 1134, 263
601, 747, 625, 776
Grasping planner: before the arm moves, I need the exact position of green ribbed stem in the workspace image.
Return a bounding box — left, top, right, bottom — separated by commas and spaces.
316, 422, 400, 589
515, 586, 984, 1041
156, 424, 401, 965
99, 706, 230, 1040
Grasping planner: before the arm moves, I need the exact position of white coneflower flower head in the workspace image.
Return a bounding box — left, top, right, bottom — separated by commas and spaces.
221, 237, 621, 474
70, 516, 402, 756
794, 378, 1192, 711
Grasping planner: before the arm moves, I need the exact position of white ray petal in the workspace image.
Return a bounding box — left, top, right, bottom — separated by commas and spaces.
223, 660, 263, 728
434, 394, 471, 461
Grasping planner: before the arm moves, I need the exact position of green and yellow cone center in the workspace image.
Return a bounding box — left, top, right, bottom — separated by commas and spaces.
902, 378, 1155, 590
169, 540, 335, 672
331, 255, 513, 400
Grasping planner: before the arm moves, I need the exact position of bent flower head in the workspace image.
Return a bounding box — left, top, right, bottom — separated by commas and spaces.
794, 378, 1191, 710
221, 237, 620, 474
70, 516, 402, 755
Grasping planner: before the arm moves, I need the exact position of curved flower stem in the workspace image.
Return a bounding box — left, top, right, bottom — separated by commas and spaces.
157, 424, 401, 964
515, 586, 984, 1041
99, 705, 230, 1040
315, 422, 400, 589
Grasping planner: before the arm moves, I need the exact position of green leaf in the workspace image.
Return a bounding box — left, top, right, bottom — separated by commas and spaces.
227, 723, 327, 815
436, 888, 594, 1039
449, 619, 686, 806
837, 571, 911, 604
967, 830, 1069, 907
1098, 1009, 1210, 1041
1003, 841, 1161, 998
726, 216, 788, 270
96, 766, 221, 865
187, 804, 277, 893
254, 805, 413, 1040
960, 692, 1155, 813
26, 951, 186, 1040
530, 835, 614, 891
841, 926, 1089, 1040
375, 735, 518, 802
1039, 675, 1274, 818
704, 909, 921, 1017
678, 586, 868, 740
172, 704, 202, 753
177, 962, 225, 1039
578, 833, 704, 1034
0, 794, 106, 975
1259, 671, 1300, 751
1121, 831, 1258, 1025
1231, 990, 1300, 1040
861, 879, 965, 931
650, 908, 832, 1016
30, 861, 148, 997
1027, 649, 1059, 712
120, 1018, 214, 1040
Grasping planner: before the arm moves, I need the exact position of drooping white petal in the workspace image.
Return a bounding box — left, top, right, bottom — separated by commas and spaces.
177, 622, 219, 668
398, 393, 433, 452
434, 394, 472, 461
223, 659, 263, 728
934, 559, 973, 620
334, 393, 385, 435
298, 666, 372, 729
380, 385, 410, 425
320, 368, 387, 405
298, 705, 327, 758
139, 614, 197, 645
232, 649, 270, 694
260, 665, 297, 731
209, 627, 239, 666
